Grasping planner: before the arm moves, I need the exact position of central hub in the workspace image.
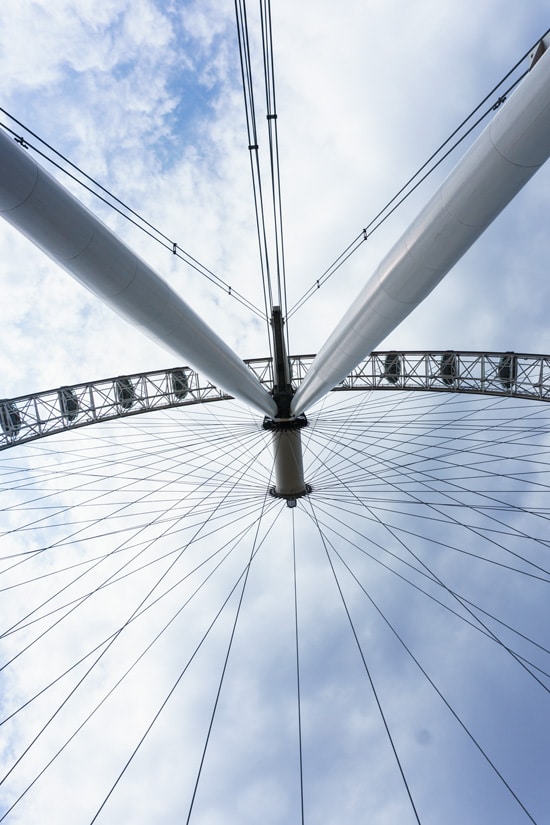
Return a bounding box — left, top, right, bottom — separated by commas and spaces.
262, 413, 308, 432
265, 307, 311, 507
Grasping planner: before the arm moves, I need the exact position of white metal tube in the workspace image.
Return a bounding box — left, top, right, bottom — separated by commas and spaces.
0, 130, 276, 418
292, 39, 550, 416
271, 429, 307, 496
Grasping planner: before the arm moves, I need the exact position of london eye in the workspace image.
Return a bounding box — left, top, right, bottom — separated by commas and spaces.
1, 4, 550, 824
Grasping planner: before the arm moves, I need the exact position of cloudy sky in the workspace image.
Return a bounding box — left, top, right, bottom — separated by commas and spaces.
1, 2, 550, 824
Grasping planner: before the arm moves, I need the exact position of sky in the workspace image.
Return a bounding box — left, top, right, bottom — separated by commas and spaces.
1, 1, 550, 824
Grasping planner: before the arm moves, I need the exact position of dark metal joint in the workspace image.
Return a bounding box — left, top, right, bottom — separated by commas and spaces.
263, 412, 308, 432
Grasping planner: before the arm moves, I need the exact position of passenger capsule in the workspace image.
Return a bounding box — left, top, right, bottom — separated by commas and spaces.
498, 353, 517, 390
115, 377, 135, 410
383, 352, 401, 384
440, 351, 458, 386
171, 369, 189, 400
0, 401, 21, 436
58, 387, 79, 422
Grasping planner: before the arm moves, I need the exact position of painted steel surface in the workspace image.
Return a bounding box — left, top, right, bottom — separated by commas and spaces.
292, 40, 550, 416
0, 129, 276, 417
271, 429, 307, 497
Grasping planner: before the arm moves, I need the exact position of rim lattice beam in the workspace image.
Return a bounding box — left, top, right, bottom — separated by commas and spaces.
2, 350, 550, 450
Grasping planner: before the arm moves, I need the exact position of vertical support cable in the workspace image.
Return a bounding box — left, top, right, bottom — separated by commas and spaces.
234, 0, 275, 366
260, 0, 290, 352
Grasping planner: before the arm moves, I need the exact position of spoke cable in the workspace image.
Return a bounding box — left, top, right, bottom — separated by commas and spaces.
0, 434, 273, 795
297, 393, 550, 694
2, 504, 283, 732
307, 499, 422, 824
0, 114, 265, 321
183, 486, 273, 825
321, 522, 539, 824
3, 504, 283, 825
287, 28, 550, 318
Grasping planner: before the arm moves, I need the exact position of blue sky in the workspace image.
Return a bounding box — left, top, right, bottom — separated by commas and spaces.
1, 2, 550, 824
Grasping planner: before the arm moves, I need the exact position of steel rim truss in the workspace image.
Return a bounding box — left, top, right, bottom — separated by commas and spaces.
1, 350, 550, 451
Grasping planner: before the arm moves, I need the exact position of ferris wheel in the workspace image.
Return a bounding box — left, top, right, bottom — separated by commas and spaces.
1, 5, 550, 824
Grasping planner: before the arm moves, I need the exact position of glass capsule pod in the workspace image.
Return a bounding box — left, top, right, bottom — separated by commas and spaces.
58, 387, 79, 422
440, 351, 458, 386
115, 377, 136, 410
383, 352, 401, 384
171, 369, 189, 400
498, 353, 517, 390
0, 401, 21, 436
